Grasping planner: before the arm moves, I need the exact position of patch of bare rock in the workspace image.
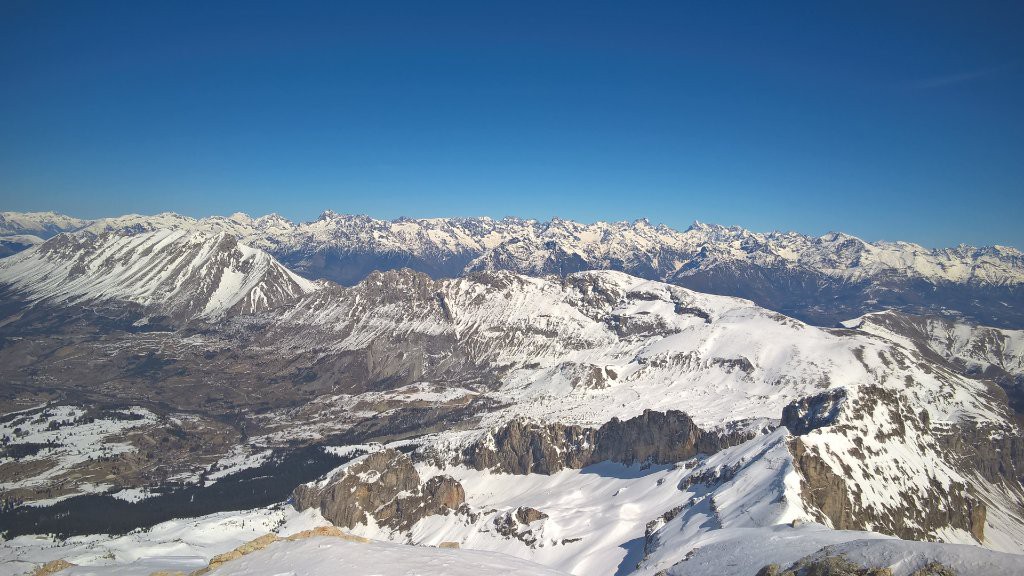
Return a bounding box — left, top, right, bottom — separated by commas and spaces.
291, 448, 466, 531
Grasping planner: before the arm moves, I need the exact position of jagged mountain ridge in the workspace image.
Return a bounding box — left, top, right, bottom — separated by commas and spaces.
6, 209, 1021, 327
76, 210, 1024, 285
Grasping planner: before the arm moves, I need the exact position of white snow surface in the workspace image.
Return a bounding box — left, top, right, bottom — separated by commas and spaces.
0, 504, 566, 576
369, 430, 809, 575
202, 537, 570, 576
0, 506, 325, 575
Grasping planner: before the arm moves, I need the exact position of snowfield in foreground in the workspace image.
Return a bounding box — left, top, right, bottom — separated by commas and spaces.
200, 536, 569, 576
2, 501, 1021, 576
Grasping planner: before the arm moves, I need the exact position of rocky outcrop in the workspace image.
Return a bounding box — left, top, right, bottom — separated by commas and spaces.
758, 555, 895, 576
492, 506, 549, 547
642, 505, 685, 560
460, 410, 751, 474
592, 409, 745, 465
785, 383, 1011, 544
461, 419, 592, 474
788, 436, 861, 534
292, 448, 465, 531
30, 559, 76, 576
934, 419, 1024, 487
791, 435, 990, 544
781, 389, 847, 435
515, 506, 548, 524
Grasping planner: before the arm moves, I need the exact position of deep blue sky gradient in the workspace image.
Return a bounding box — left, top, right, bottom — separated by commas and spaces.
1, 1, 1022, 247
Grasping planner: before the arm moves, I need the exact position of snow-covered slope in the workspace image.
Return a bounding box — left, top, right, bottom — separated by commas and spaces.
394, 429, 812, 575
0, 211, 91, 239
0, 229, 318, 321
844, 311, 1024, 421
202, 536, 570, 576
0, 505, 567, 576
847, 311, 1024, 380
5, 495, 1020, 576
310, 426, 1022, 575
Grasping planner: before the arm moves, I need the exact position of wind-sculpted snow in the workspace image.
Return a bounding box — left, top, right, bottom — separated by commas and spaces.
0, 229, 318, 321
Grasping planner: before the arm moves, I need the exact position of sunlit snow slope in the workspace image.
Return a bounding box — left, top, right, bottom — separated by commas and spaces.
0, 229, 318, 321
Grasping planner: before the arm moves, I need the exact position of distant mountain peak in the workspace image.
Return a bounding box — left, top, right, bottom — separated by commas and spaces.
0, 228, 318, 322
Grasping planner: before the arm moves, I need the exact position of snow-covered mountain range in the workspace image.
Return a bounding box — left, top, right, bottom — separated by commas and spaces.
3, 210, 1022, 327
1, 218, 1023, 575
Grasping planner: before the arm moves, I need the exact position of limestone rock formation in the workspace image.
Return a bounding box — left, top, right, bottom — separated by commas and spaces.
492, 507, 549, 547
785, 382, 1020, 545
292, 448, 465, 531
460, 409, 750, 474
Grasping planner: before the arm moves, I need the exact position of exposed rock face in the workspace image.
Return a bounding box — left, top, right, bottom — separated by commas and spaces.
759, 554, 895, 576
785, 383, 1021, 545
492, 507, 549, 548
781, 389, 847, 435
460, 409, 751, 474
461, 419, 591, 474
788, 436, 863, 535
942, 416, 1024, 478
515, 506, 548, 524
592, 409, 744, 466
791, 435, 991, 545
292, 448, 465, 531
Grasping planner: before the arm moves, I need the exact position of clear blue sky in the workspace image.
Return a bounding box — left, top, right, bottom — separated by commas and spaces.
1, 2, 1022, 248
